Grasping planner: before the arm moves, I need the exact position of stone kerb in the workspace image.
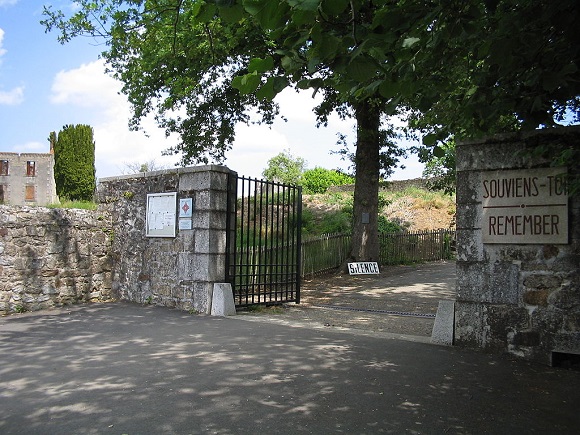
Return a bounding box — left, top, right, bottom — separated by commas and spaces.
97, 165, 235, 314
455, 127, 580, 365
0, 205, 114, 314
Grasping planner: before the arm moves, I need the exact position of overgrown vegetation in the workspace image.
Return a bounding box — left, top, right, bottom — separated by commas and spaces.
262, 151, 356, 194
302, 187, 455, 238
302, 168, 355, 194
47, 200, 98, 210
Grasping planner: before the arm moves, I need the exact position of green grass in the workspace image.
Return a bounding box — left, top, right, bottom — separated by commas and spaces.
47, 200, 98, 210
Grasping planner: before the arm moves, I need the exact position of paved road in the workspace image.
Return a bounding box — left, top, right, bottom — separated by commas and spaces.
242, 260, 457, 339
1, 302, 579, 434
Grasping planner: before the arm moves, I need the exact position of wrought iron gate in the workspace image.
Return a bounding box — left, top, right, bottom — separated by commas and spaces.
226, 175, 302, 307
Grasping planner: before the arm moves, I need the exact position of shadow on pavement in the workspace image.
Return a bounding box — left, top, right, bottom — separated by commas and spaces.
1, 302, 579, 434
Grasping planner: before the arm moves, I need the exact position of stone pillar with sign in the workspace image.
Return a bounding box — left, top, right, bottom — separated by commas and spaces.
455, 127, 579, 365
176, 166, 235, 313
98, 165, 236, 314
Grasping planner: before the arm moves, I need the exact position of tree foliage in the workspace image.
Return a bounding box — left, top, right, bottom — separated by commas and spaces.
42, 0, 580, 259
43, 0, 282, 166
302, 167, 354, 194
53, 124, 96, 202
262, 150, 306, 185
416, 140, 456, 195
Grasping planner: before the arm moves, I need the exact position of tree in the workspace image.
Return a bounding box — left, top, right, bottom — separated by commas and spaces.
302, 167, 354, 194
230, 1, 411, 262
262, 150, 306, 185
52, 124, 96, 202
42, 0, 407, 262
43, 0, 580, 260
416, 140, 456, 195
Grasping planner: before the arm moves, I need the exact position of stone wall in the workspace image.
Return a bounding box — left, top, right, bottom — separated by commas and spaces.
97, 165, 235, 314
1, 165, 236, 316
455, 127, 580, 365
0, 205, 114, 314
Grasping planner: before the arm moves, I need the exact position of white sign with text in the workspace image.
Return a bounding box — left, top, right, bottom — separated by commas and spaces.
481, 167, 568, 244
348, 262, 380, 275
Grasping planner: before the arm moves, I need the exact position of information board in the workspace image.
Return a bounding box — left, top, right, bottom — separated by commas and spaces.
146, 192, 177, 237
481, 167, 568, 244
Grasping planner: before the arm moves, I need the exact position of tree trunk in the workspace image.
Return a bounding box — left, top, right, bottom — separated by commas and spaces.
349, 100, 381, 262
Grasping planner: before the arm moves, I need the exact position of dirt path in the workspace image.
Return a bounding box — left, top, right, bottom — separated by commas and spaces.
239, 260, 456, 339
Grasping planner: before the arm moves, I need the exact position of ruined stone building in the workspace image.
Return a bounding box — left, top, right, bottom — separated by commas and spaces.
0, 149, 58, 206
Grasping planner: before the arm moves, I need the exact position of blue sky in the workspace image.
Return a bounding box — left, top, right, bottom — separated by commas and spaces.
0, 0, 424, 180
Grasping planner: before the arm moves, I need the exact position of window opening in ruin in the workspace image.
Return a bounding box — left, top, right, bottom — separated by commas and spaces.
25, 185, 35, 201
27, 161, 36, 176
0, 160, 8, 176
0, 185, 4, 203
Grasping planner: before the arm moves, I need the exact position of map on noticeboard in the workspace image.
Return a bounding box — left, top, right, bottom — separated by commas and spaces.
146, 192, 177, 237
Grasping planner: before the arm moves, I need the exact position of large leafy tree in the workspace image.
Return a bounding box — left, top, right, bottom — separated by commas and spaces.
43, 0, 580, 260
42, 0, 406, 261
43, 1, 282, 165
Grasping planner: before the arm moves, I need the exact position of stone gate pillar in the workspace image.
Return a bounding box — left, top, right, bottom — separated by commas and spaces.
455, 127, 579, 365
98, 165, 237, 314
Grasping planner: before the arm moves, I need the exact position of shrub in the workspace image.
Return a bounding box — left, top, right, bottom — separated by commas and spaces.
378, 215, 402, 234
53, 124, 96, 202
319, 211, 352, 234
302, 167, 354, 194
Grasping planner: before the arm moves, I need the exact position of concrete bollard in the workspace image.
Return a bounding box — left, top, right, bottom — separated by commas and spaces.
431, 300, 455, 345
211, 283, 236, 316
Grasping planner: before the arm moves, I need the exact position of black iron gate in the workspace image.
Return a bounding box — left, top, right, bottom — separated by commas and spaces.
226, 175, 302, 307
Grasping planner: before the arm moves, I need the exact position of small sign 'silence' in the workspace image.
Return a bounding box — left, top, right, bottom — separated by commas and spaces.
348, 262, 380, 275
482, 167, 568, 244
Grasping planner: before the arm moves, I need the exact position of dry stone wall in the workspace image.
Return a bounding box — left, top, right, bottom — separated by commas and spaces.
455, 127, 580, 365
0, 165, 236, 316
0, 205, 114, 314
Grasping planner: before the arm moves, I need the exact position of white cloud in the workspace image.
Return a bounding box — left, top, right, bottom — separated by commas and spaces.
224, 124, 289, 177
49, 60, 423, 180
50, 61, 121, 108
0, 86, 24, 105
0, 28, 6, 58
0, 1, 19, 7
50, 60, 180, 178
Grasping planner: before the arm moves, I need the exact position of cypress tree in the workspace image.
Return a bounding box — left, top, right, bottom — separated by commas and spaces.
53, 124, 96, 202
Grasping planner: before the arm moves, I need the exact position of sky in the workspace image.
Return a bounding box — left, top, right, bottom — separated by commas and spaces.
0, 1, 424, 181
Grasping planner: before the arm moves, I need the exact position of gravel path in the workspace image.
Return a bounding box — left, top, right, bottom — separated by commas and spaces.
239, 260, 456, 340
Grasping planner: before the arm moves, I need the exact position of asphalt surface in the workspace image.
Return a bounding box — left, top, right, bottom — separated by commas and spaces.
1, 302, 579, 434
240, 261, 457, 339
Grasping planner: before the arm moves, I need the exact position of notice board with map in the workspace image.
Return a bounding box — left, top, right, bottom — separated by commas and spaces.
146, 192, 177, 237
